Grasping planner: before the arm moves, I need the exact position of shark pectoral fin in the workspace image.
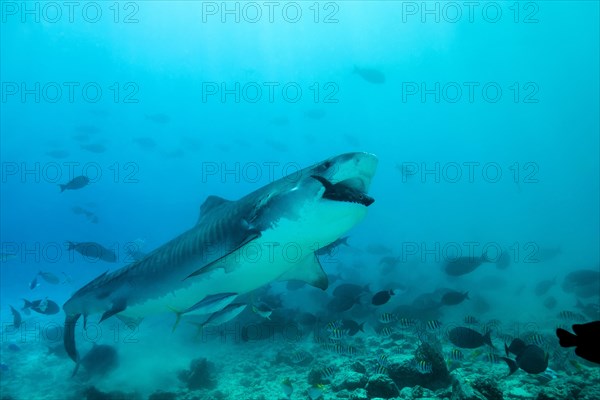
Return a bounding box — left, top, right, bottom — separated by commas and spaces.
184, 231, 262, 280
99, 298, 127, 323
277, 253, 329, 290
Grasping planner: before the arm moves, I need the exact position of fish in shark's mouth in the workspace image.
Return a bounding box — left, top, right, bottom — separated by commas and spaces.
63, 152, 378, 368
311, 175, 375, 206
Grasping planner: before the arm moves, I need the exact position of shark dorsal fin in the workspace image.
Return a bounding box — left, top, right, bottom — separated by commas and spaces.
198, 196, 231, 222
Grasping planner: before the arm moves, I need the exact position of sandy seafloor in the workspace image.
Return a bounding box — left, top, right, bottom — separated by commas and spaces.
1, 316, 599, 400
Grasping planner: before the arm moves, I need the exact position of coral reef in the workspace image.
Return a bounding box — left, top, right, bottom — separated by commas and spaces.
365, 374, 400, 399
177, 358, 217, 390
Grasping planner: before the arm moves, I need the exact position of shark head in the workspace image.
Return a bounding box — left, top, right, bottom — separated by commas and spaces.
247, 152, 378, 252
305, 152, 378, 195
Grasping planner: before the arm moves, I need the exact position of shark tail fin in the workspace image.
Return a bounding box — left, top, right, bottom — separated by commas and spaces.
59, 184, 66, 192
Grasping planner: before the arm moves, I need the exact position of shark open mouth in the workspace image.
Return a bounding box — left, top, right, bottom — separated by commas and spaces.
311, 175, 375, 206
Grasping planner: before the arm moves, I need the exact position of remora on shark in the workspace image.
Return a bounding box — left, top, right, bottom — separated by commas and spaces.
63, 152, 378, 364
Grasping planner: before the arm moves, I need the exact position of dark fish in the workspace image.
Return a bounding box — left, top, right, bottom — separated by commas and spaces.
557, 321, 600, 365
372, 290, 394, 306
411, 292, 443, 311
505, 338, 527, 357
46, 149, 70, 159
332, 283, 367, 299
29, 276, 39, 290
464, 315, 479, 325
38, 271, 60, 285
543, 296, 557, 310
59, 175, 90, 192
22, 298, 60, 315
562, 269, 600, 298
146, 113, 171, 124
304, 109, 326, 120
448, 327, 493, 349
327, 296, 357, 313
353, 66, 386, 84
133, 137, 157, 149
502, 344, 548, 375
9, 305, 21, 328
316, 236, 350, 256
441, 291, 469, 306
67, 241, 117, 263
534, 277, 556, 296
341, 319, 365, 336
444, 254, 490, 276
81, 143, 107, 153
76, 344, 119, 377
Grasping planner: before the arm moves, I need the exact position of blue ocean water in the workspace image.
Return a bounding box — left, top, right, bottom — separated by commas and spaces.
1, 2, 599, 399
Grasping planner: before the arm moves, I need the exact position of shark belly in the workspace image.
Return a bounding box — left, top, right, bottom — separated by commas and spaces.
120, 200, 367, 319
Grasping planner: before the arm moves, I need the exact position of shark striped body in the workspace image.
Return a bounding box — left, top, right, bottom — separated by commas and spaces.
63, 152, 378, 364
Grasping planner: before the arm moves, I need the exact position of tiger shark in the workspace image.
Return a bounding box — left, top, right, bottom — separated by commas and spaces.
63, 152, 378, 365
